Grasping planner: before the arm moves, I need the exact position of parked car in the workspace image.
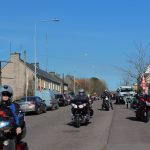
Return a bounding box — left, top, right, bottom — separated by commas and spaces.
64, 93, 72, 105
35, 90, 59, 110
55, 94, 69, 106
16, 96, 47, 114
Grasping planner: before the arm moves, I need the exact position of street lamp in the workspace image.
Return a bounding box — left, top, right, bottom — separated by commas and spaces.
34, 18, 60, 95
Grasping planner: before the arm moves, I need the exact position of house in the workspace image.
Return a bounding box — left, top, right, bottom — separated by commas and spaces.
145, 64, 150, 94
49, 72, 68, 94
2, 52, 68, 99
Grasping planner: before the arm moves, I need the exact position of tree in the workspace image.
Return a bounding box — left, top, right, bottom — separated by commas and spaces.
120, 43, 150, 84
89, 77, 107, 95
65, 74, 107, 95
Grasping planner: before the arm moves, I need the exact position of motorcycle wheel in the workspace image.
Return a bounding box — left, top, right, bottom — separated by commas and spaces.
143, 111, 149, 123
135, 111, 141, 120
105, 103, 109, 111
3, 138, 16, 150
75, 115, 80, 128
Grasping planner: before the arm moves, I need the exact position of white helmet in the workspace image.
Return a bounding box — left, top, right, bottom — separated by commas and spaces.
0, 85, 13, 99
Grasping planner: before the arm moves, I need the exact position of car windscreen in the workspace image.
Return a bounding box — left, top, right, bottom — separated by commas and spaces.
120, 88, 133, 92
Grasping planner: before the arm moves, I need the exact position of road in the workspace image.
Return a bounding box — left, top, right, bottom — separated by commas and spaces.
24, 100, 150, 150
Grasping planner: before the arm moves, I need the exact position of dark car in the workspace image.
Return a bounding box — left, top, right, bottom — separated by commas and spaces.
55, 94, 69, 106
16, 96, 47, 114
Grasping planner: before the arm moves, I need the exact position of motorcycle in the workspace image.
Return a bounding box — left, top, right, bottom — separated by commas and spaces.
0, 109, 27, 150
135, 98, 150, 123
71, 100, 90, 128
102, 96, 110, 111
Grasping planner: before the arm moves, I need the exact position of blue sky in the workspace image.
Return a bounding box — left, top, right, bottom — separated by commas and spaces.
0, 0, 150, 90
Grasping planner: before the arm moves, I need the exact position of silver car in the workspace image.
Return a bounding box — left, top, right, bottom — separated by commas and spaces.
16, 96, 47, 114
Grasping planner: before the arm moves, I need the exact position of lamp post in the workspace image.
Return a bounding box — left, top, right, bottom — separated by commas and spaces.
73, 75, 76, 95
34, 18, 60, 95
34, 23, 37, 95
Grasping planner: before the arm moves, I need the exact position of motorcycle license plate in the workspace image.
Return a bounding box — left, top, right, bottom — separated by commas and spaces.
146, 101, 150, 106
144, 112, 147, 117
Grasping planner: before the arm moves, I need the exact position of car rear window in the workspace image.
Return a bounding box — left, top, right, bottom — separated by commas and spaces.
17, 97, 35, 102
120, 88, 133, 92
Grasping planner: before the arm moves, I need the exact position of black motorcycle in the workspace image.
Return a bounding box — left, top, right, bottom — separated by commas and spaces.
71, 100, 90, 128
135, 100, 150, 123
0, 109, 27, 150
102, 96, 110, 111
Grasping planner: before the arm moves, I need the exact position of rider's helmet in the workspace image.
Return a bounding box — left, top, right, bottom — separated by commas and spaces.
0, 85, 13, 100
104, 89, 108, 94
79, 89, 85, 96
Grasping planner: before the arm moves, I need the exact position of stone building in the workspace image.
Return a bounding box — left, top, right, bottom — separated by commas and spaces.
2, 53, 68, 99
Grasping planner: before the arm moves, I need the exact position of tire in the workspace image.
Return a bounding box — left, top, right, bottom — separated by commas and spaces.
75, 115, 80, 128
43, 106, 47, 113
55, 103, 59, 109
105, 102, 109, 111
36, 107, 41, 115
143, 111, 149, 123
3, 138, 16, 150
136, 110, 141, 120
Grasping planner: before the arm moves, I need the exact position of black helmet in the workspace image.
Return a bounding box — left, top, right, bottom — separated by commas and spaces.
79, 89, 85, 96
0, 85, 13, 99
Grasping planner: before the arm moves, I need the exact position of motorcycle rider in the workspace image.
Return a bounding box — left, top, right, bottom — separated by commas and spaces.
101, 89, 113, 110
0, 85, 22, 150
74, 89, 93, 116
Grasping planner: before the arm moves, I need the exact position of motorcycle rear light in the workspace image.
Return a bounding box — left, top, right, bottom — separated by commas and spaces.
0, 111, 7, 117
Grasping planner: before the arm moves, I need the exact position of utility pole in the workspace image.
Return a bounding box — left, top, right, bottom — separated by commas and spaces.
24, 50, 27, 96
73, 75, 76, 95
62, 73, 64, 94
46, 32, 48, 72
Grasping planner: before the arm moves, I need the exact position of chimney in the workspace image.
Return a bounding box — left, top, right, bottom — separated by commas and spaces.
10, 52, 21, 61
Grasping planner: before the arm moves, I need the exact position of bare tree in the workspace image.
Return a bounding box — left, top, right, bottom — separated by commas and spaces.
119, 43, 150, 83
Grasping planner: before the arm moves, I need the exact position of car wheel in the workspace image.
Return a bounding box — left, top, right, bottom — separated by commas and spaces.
36, 107, 41, 115
43, 106, 47, 113
55, 103, 59, 109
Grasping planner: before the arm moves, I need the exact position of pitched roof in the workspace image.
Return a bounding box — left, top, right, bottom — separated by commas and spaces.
49, 73, 68, 85
25, 62, 61, 84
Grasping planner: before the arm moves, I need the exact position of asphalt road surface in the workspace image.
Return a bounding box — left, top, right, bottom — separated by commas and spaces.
24, 100, 150, 150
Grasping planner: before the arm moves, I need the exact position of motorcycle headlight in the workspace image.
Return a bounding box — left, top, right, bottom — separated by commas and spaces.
79, 104, 84, 109
83, 103, 86, 107
72, 104, 77, 108
0, 121, 9, 128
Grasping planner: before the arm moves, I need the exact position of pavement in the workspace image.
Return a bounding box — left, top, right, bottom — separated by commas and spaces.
106, 104, 150, 150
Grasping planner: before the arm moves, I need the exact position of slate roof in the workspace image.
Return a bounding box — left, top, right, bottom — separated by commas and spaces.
25, 62, 61, 84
